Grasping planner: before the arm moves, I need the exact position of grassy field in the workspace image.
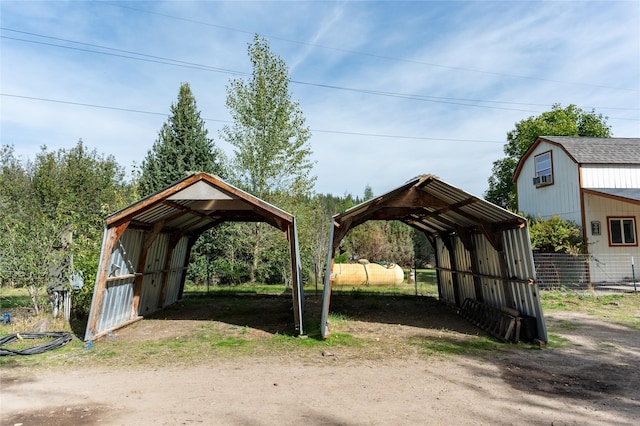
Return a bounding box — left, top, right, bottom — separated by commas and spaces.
1, 279, 638, 370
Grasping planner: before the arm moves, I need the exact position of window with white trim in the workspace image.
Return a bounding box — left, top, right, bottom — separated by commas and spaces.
608, 217, 637, 246
533, 151, 553, 186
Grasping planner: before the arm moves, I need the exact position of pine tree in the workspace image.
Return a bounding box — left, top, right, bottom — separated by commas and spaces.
139, 82, 224, 196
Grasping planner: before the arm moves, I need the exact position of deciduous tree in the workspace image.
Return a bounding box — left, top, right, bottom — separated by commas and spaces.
485, 104, 611, 209
221, 35, 316, 282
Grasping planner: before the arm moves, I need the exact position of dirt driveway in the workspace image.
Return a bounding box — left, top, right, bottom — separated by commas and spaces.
1, 294, 639, 425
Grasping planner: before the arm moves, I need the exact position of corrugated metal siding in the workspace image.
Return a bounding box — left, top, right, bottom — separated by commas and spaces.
473, 234, 506, 307
434, 227, 547, 341
436, 239, 455, 304
97, 278, 134, 332
139, 233, 169, 315
163, 236, 189, 306
452, 237, 476, 302
581, 165, 640, 188
111, 230, 144, 276
92, 229, 145, 334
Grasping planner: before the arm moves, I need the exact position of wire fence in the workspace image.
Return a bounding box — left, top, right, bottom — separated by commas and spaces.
533, 253, 639, 291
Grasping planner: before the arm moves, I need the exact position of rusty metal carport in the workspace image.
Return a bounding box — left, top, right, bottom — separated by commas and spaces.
84, 173, 304, 341
321, 174, 547, 342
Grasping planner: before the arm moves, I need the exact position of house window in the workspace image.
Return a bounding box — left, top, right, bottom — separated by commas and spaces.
608, 217, 637, 246
591, 221, 601, 236
533, 151, 553, 186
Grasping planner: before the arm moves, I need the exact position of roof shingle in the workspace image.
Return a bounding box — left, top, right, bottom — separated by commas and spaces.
540, 136, 640, 164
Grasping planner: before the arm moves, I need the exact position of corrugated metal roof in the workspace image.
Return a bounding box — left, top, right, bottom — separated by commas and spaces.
539, 136, 640, 164
108, 173, 294, 235
334, 174, 525, 241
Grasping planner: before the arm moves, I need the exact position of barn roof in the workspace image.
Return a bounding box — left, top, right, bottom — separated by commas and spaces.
514, 137, 640, 182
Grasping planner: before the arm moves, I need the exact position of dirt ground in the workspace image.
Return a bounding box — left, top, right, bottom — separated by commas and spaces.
1, 294, 639, 425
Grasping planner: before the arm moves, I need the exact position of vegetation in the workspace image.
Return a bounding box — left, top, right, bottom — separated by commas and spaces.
136, 82, 227, 288
137, 81, 225, 195
221, 34, 317, 283
485, 103, 611, 210
528, 215, 585, 254
0, 142, 134, 316
3, 288, 637, 371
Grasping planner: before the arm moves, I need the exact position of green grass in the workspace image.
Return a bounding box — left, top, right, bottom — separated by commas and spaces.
2, 284, 638, 370
541, 290, 640, 328
0, 287, 43, 310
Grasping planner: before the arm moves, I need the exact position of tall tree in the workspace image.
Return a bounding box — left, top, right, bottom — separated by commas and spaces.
138, 82, 225, 196
222, 34, 315, 200
485, 104, 611, 209
221, 34, 316, 282
138, 82, 226, 288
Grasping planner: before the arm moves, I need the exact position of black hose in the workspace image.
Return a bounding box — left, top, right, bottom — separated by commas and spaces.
0, 332, 72, 356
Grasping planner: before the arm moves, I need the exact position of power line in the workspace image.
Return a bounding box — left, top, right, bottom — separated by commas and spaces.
3, 29, 637, 118
0, 93, 507, 144
95, 0, 639, 93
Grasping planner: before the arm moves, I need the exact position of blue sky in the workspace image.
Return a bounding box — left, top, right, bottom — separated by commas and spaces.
2, 1, 639, 199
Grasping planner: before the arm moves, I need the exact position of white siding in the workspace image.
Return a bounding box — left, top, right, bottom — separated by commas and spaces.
517, 142, 582, 224
581, 165, 640, 188
583, 192, 640, 282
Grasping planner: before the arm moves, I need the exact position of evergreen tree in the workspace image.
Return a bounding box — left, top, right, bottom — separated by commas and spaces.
485, 104, 611, 209
138, 82, 224, 196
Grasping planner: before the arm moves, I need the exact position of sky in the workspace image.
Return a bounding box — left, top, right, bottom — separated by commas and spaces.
1, 1, 639, 199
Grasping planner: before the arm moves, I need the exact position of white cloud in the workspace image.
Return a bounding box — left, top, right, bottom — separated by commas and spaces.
1, 1, 638, 200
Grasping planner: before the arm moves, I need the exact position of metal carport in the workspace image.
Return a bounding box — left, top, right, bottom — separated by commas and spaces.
321, 174, 547, 342
85, 172, 304, 341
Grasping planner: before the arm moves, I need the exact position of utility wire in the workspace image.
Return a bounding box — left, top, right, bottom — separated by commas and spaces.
3, 30, 637, 118
95, 0, 638, 93
0, 93, 507, 144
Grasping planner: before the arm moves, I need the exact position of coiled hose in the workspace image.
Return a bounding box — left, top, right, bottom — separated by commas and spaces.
0, 332, 72, 356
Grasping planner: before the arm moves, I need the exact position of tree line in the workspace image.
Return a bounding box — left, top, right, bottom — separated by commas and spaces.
1, 35, 610, 317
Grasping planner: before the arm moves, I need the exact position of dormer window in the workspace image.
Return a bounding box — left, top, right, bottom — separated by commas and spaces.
533, 151, 553, 187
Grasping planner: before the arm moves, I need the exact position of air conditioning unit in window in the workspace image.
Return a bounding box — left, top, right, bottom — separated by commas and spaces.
532, 174, 553, 186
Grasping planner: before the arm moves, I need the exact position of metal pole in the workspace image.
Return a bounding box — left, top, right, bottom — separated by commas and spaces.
632, 256, 637, 295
